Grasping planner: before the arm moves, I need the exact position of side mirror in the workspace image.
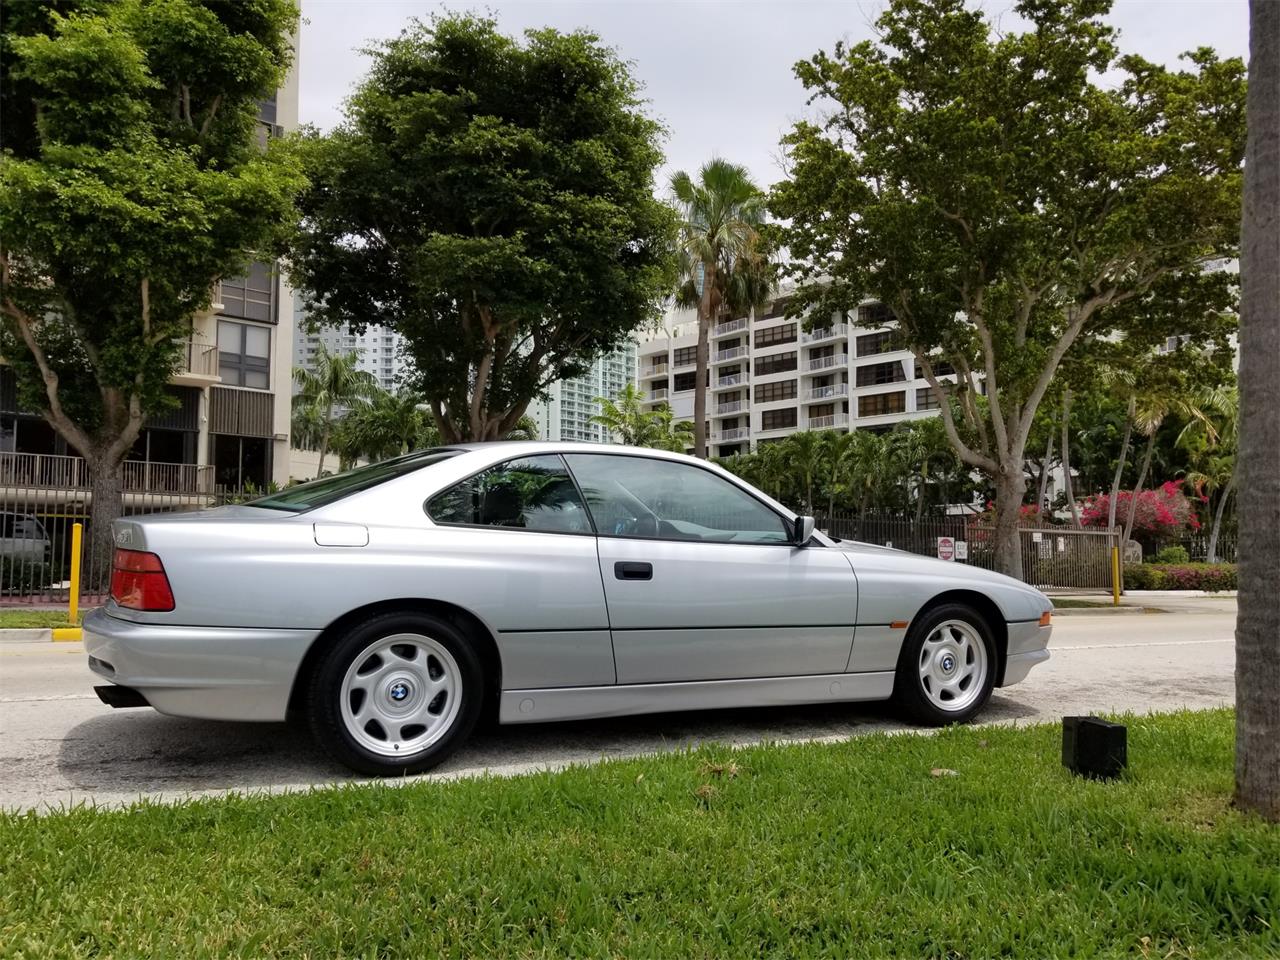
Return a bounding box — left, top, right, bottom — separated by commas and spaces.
792, 515, 815, 546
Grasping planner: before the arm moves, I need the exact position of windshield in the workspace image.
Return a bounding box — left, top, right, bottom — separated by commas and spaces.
250, 449, 461, 512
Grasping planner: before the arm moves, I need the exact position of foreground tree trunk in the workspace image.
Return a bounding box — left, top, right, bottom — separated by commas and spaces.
1236, 0, 1280, 822
993, 467, 1026, 581
87, 457, 125, 592
1107, 397, 1136, 530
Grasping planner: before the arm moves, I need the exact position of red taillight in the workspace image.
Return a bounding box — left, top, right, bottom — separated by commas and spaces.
110, 549, 175, 611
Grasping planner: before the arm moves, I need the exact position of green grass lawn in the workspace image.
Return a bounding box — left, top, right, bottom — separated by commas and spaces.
2, 710, 1275, 958
1048, 597, 1113, 609
0, 608, 86, 629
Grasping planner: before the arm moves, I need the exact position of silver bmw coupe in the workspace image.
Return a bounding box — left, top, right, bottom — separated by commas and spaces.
85, 443, 1052, 775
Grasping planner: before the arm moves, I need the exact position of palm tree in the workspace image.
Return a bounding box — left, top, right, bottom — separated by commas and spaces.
292, 344, 378, 477
670, 159, 767, 459
337, 388, 438, 463
786, 431, 826, 514
593, 384, 692, 452
819, 430, 858, 519
503, 415, 539, 441
1179, 385, 1239, 563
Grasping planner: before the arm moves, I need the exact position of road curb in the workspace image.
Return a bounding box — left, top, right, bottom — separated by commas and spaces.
0, 627, 82, 643
1050, 606, 1150, 617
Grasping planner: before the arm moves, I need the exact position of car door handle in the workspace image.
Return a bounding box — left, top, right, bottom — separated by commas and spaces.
614, 561, 653, 581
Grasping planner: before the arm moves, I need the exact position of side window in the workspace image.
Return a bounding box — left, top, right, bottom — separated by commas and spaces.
427, 455, 592, 534
564, 454, 789, 544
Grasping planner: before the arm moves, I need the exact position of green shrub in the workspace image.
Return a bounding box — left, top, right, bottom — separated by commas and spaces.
0, 562, 53, 595
1149, 545, 1190, 564
1124, 563, 1237, 591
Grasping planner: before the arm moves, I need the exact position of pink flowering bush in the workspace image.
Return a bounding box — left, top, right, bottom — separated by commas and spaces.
1080, 482, 1200, 536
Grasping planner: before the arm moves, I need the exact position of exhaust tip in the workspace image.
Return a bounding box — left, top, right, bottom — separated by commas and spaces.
94, 684, 149, 709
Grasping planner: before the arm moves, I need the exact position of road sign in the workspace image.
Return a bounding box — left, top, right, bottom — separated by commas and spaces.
955, 540, 968, 561
937, 536, 956, 561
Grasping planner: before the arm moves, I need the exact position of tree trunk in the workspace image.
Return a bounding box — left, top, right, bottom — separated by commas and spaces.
1036, 432, 1053, 515
992, 466, 1026, 580
1061, 389, 1081, 527
87, 455, 124, 594
1236, 0, 1280, 821
1122, 430, 1156, 546
1108, 396, 1136, 530
1207, 472, 1235, 565
693, 264, 715, 459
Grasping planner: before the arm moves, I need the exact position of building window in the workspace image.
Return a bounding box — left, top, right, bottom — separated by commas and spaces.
219, 261, 276, 324
857, 302, 892, 327
212, 434, 270, 490
754, 351, 797, 377
217, 319, 271, 389
673, 371, 697, 393
856, 331, 895, 357
673, 346, 698, 367
760, 408, 798, 431
916, 387, 942, 411
914, 359, 956, 379
762, 297, 792, 319
858, 391, 907, 417
855, 361, 907, 387
754, 322, 797, 349
754, 380, 797, 403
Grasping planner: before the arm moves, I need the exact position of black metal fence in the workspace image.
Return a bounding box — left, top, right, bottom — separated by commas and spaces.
0, 485, 236, 606
817, 513, 1119, 592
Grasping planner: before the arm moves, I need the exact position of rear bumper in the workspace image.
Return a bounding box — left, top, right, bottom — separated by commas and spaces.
83, 608, 318, 721
1000, 619, 1052, 687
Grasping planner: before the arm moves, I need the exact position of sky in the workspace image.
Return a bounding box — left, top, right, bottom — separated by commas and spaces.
298, 0, 1250, 194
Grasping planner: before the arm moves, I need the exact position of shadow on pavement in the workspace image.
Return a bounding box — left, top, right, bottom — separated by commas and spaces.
56, 692, 1042, 799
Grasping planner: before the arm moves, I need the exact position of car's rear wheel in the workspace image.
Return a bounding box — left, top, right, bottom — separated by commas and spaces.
309, 612, 483, 776
892, 603, 996, 725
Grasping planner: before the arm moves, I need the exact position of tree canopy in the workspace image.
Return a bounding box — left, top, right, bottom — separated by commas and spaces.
0, 0, 304, 561
770, 0, 1245, 575
289, 13, 677, 443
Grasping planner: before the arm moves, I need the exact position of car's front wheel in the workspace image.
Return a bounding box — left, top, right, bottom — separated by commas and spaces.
893, 603, 996, 725
309, 612, 483, 775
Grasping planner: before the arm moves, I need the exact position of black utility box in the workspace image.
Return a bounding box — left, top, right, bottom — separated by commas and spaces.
1062, 716, 1127, 780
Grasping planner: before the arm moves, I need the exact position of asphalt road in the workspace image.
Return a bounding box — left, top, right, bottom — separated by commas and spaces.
0, 597, 1236, 812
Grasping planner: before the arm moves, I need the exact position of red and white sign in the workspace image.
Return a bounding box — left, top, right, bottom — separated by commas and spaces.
936, 536, 956, 561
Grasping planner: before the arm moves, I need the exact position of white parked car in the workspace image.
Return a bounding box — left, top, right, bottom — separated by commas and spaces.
85, 444, 1053, 775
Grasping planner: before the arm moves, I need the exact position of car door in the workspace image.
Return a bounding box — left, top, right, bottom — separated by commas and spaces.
564, 453, 858, 684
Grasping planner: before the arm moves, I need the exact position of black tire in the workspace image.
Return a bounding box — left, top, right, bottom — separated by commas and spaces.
308, 611, 483, 776
892, 602, 997, 726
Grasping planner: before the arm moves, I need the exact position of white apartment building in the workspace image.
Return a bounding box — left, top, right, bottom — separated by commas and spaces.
293, 308, 409, 394
636, 294, 946, 456
531, 344, 637, 442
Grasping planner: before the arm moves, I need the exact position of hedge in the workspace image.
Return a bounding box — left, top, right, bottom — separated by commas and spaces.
1124, 563, 1237, 591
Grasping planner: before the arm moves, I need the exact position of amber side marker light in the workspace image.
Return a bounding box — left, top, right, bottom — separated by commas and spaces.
1039, 610, 1052, 627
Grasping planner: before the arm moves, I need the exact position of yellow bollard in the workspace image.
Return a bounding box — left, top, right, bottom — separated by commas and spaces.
1111, 543, 1121, 606
68, 521, 82, 624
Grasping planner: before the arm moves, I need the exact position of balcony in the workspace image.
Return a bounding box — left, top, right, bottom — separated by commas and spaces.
808, 413, 850, 430
802, 324, 849, 344
805, 383, 849, 401
713, 317, 748, 337
171, 336, 220, 387
641, 362, 668, 378
807, 354, 849, 372
0, 451, 215, 495
714, 400, 745, 416
714, 346, 748, 363
715, 373, 747, 389
645, 387, 669, 403
714, 427, 750, 442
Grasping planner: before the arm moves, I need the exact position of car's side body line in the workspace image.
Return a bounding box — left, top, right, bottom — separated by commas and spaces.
498, 671, 897, 724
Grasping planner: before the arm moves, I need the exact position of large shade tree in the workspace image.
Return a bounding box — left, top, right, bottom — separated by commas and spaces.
0, 0, 303, 568
771, 0, 1245, 577
1236, 0, 1279, 822
670, 160, 769, 459
290, 14, 675, 443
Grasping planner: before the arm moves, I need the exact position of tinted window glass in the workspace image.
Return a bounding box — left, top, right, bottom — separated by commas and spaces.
428, 455, 591, 534
251, 450, 459, 512
565, 454, 788, 544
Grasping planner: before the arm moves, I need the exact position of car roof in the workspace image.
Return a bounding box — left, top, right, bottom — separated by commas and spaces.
442, 441, 703, 464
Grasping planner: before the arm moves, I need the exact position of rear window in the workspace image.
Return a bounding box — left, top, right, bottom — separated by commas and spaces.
250, 450, 461, 512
